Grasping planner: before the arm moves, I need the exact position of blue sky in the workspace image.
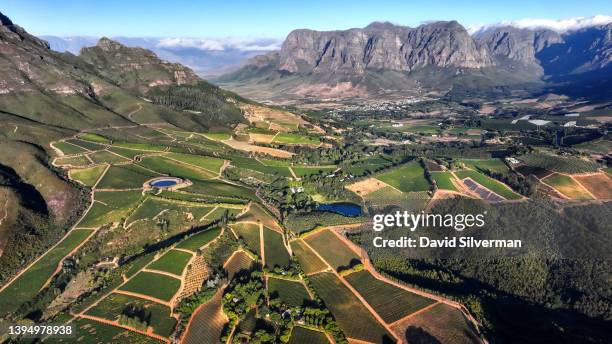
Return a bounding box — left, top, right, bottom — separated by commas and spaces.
2, 0, 611, 38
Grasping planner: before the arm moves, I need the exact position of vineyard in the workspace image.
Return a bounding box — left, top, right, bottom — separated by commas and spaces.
518, 152, 601, 174
304, 230, 361, 272
344, 270, 435, 323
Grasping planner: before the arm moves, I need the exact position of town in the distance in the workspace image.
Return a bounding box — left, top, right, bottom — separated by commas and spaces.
0, 3, 610, 344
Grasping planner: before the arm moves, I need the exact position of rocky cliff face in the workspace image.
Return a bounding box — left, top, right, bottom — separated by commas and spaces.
535, 23, 612, 75
232, 20, 612, 79
475, 26, 563, 67
277, 21, 492, 74
79, 37, 200, 93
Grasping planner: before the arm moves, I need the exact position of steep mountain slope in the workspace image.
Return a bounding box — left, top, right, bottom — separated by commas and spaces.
78, 38, 246, 129
276, 21, 491, 74
475, 26, 563, 69
216, 21, 537, 100
536, 23, 612, 75
79, 37, 200, 94
218, 21, 612, 101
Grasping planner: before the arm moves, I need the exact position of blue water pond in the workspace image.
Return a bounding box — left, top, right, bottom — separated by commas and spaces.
316, 202, 362, 217
150, 179, 179, 188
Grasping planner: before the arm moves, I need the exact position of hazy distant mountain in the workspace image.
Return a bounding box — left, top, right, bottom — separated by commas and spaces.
218, 20, 612, 100
41, 36, 278, 76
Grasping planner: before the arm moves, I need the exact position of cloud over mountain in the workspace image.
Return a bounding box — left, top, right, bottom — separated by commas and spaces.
469, 15, 612, 35
156, 37, 283, 51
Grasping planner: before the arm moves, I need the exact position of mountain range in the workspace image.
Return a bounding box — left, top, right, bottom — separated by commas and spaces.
217, 20, 612, 101
41, 36, 279, 77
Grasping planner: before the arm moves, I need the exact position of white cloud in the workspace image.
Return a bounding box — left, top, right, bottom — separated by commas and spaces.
156, 37, 282, 51
468, 15, 612, 35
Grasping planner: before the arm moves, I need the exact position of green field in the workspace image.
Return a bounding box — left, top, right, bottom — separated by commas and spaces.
203, 206, 243, 222
202, 132, 232, 141
288, 326, 330, 344
518, 152, 600, 174
229, 156, 292, 177
88, 150, 130, 164
78, 190, 143, 227
55, 155, 92, 167
309, 272, 393, 343
268, 277, 311, 307
363, 188, 430, 212
113, 142, 168, 152
431, 171, 458, 191
45, 318, 159, 344
573, 139, 612, 153
232, 223, 261, 257
304, 230, 360, 272
124, 253, 157, 278
139, 156, 216, 180
292, 166, 336, 178
79, 132, 112, 143
147, 249, 192, 276
119, 271, 181, 301
186, 179, 257, 201
96, 164, 157, 189
66, 138, 106, 151
54, 141, 88, 155
108, 146, 145, 159
0, 229, 93, 314
377, 161, 431, 192
263, 228, 291, 269
284, 211, 363, 234
273, 133, 320, 145
126, 197, 172, 223
86, 293, 177, 337
126, 197, 213, 224
259, 159, 292, 167
165, 152, 225, 173
543, 173, 594, 199
461, 158, 509, 175
176, 227, 222, 251
69, 165, 107, 186
344, 156, 393, 176
455, 170, 522, 200
344, 270, 435, 323
290, 239, 328, 274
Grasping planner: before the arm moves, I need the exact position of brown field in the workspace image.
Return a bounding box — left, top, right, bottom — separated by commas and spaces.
240, 103, 306, 131
221, 138, 294, 158
249, 133, 276, 144
573, 173, 612, 199
237, 203, 283, 232
391, 303, 480, 344
224, 250, 255, 280
346, 178, 389, 197
542, 174, 593, 199
182, 288, 228, 344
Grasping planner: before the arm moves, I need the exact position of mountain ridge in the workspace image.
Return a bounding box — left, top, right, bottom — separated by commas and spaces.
217, 20, 612, 100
